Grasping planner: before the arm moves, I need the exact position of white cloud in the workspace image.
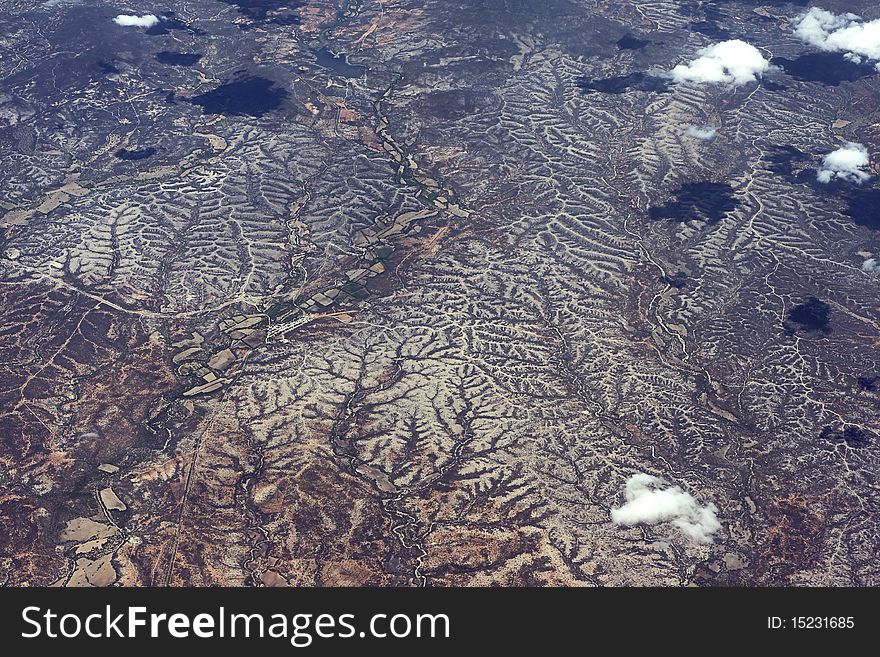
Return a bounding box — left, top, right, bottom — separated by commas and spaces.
817, 142, 872, 184
794, 7, 880, 71
611, 473, 721, 544
685, 126, 717, 140
113, 14, 159, 28
863, 257, 879, 273
670, 40, 771, 86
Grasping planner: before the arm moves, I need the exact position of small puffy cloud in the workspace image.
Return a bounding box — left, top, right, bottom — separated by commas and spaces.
113, 14, 159, 28
794, 7, 880, 71
817, 142, 872, 184
863, 257, 879, 273
611, 473, 721, 544
670, 40, 771, 86
685, 126, 717, 140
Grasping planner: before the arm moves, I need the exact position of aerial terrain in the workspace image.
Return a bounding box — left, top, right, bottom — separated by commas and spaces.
1, 0, 879, 587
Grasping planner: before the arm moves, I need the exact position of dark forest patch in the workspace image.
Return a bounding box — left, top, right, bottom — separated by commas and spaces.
421, 88, 496, 119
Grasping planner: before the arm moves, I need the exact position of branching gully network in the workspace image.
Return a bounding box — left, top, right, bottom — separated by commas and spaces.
21, 606, 451, 646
